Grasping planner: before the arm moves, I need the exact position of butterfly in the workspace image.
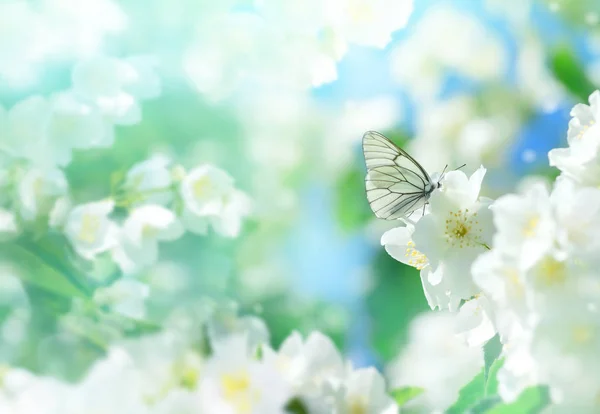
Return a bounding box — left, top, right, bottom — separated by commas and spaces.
363, 130, 443, 220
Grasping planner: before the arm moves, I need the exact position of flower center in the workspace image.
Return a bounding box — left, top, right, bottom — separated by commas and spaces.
576, 120, 596, 139
534, 256, 566, 287
349, 397, 368, 414
405, 240, 428, 270
221, 370, 257, 413
522, 216, 539, 238
78, 214, 101, 243
444, 209, 483, 248
193, 176, 212, 200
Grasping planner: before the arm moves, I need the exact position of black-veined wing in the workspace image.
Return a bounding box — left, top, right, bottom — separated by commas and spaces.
363, 131, 434, 220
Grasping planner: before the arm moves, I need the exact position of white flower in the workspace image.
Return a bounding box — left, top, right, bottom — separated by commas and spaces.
324, 0, 413, 49
0, 93, 112, 167
263, 331, 345, 398
549, 90, 600, 186
63, 199, 118, 260
93, 279, 149, 319
62, 348, 150, 414
455, 295, 496, 347
551, 177, 600, 260
472, 250, 530, 340
529, 298, 600, 408
491, 182, 555, 270
0, 209, 19, 241
17, 167, 68, 221
123, 155, 173, 206
386, 312, 483, 413
380, 224, 457, 310
411, 167, 493, 307
180, 165, 251, 237
112, 205, 183, 274
328, 367, 398, 414
390, 6, 506, 101
199, 334, 291, 414
71, 55, 160, 125
206, 301, 270, 353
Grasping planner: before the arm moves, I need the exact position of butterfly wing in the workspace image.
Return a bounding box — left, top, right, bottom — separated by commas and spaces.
363, 131, 434, 220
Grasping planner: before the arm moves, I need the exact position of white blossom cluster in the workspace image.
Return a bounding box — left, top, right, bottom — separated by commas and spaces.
0, 56, 250, 320
183, 0, 414, 100
0, 0, 126, 87
381, 90, 600, 412
0, 309, 399, 414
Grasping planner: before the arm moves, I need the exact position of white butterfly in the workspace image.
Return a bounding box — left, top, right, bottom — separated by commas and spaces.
363, 130, 442, 220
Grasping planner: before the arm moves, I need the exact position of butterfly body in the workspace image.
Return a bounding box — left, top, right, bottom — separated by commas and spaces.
362, 131, 440, 220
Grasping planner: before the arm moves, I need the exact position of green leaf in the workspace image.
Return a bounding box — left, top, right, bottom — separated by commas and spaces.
487, 386, 551, 414
334, 167, 372, 231
285, 397, 309, 414
468, 396, 502, 413
0, 242, 91, 300
486, 358, 504, 396
484, 334, 502, 386
390, 386, 425, 406
550, 46, 596, 102
447, 370, 486, 414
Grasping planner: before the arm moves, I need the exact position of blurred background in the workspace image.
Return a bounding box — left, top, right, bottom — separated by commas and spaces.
1, 0, 600, 380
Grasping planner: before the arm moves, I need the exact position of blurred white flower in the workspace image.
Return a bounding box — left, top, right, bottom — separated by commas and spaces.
123, 155, 174, 206
491, 182, 555, 270
18, 167, 68, 221
113, 205, 183, 274
515, 32, 565, 112
199, 334, 291, 414
455, 295, 496, 347
323, 0, 413, 49
180, 165, 251, 237
263, 331, 345, 399
63, 199, 118, 260
0, 0, 126, 89
549, 90, 600, 186
205, 301, 270, 353
327, 367, 398, 414
0, 209, 19, 241
0, 94, 113, 168
72, 55, 160, 124
386, 312, 483, 413
62, 348, 149, 414
551, 177, 600, 259
93, 279, 150, 320
390, 6, 506, 102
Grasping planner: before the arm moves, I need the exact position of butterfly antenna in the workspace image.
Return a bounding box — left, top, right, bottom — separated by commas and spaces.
440, 164, 449, 181
455, 163, 467, 171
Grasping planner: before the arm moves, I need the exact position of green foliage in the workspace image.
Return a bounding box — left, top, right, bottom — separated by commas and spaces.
285, 397, 309, 414
483, 334, 502, 385
550, 46, 597, 102
485, 358, 504, 397
366, 251, 429, 360
487, 386, 550, 414
2, 240, 92, 300
391, 386, 425, 406
334, 166, 372, 232
447, 370, 486, 414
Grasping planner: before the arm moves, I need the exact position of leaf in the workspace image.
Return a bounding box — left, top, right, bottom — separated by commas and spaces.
484, 334, 502, 386
285, 397, 309, 414
334, 167, 373, 231
487, 386, 551, 414
0, 242, 91, 300
447, 370, 485, 414
468, 396, 502, 413
550, 46, 596, 102
390, 386, 425, 406
486, 358, 504, 396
